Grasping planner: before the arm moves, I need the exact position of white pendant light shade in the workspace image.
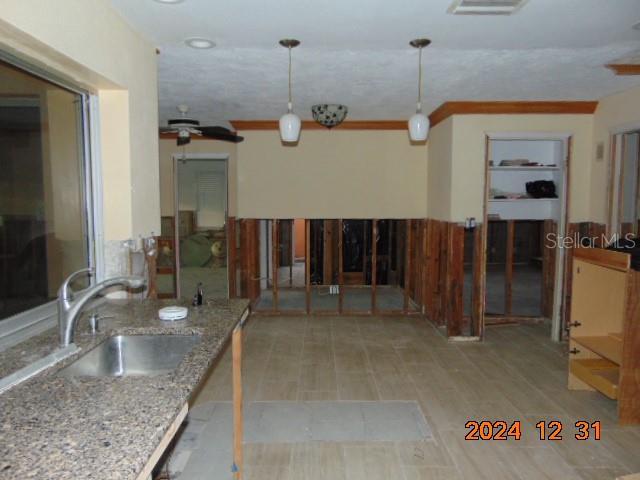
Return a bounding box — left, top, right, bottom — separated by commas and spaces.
279, 39, 301, 143
409, 111, 429, 142
279, 105, 301, 142
408, 38, 431, 143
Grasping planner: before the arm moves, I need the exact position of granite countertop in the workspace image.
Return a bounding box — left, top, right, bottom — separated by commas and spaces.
0, 298, 249, 479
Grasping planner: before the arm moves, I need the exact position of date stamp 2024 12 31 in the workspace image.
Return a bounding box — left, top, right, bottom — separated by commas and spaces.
464, 420, 601, 441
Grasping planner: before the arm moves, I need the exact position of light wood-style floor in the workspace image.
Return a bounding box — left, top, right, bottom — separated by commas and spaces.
193, 315, 640, 480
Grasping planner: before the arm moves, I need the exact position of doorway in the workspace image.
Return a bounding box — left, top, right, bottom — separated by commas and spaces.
173, 154, 229, 300
482, 134, 571, 341
609, 130, 640, 236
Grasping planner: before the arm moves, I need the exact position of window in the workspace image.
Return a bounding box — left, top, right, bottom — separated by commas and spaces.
0, 58, 93, 321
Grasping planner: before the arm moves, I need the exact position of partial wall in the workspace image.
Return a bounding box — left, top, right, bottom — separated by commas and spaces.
592, 85, 640, 224
235, 130, 428, 219
439, 114, 594, 222
0, 0, 160, 243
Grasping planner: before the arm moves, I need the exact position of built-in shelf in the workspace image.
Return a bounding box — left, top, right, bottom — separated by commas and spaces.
490, 166, 560, 171
489, 198, 559, 203
573, 335, 623, 365
570, 358, 619, 400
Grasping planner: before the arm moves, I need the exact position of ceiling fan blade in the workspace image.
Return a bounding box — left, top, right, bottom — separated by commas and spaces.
177, 135, 191, 146
199, 126, 244, 143
159, 127, 179, 134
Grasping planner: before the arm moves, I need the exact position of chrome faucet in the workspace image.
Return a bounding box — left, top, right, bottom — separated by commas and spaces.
58, 268, 145, 348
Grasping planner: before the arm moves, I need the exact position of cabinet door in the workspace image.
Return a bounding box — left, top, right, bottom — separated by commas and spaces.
570, 259, 626, 337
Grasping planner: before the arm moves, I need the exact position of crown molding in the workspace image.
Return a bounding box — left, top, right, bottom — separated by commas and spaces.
429, 101, 599, 128
606, 64, 640, 76
229, 120, 406, 130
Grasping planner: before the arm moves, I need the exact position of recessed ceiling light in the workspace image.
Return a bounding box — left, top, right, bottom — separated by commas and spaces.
153, 0, 185, 4
185, 38, 215, 49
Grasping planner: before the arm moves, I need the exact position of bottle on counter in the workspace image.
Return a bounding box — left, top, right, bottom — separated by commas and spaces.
192, 282, 204, 306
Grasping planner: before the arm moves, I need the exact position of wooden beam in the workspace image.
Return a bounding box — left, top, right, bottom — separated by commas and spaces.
429, 101, 599, 128
229, 120, 407, 131
272, 220, 279, 312
338, 219, 344, 314
437, 221, 448, 325
323, 220, 334, 285
446, 223, 465, 337
135, 403, 188, 480
470, 224, 484, 336
505, 220, 515, 315
404, 220, 412, 313
541, 220, 557, 318
606, 64, 640, 76
228, 217, 237, 298
305, 219, 311, 314
232, 325, 243, 479
372, 220, 378, 314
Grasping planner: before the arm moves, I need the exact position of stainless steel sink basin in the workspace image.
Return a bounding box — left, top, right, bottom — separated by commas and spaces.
58, 335, 201, 377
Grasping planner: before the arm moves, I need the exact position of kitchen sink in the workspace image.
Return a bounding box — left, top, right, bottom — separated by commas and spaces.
58, 335, 201, 377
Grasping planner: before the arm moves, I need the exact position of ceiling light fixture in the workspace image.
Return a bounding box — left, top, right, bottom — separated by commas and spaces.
279, 39, 301, 143
408, 38, 431, 143
185, 37, 215, 49
311, 104, 348, 128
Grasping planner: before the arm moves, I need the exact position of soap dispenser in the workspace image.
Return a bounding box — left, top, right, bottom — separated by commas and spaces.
193, 282, 204, 306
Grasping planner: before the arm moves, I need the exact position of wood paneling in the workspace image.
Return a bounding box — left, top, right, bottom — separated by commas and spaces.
429, 101, 599, 128
229, 120, 406, 131
606, 64, 640, 76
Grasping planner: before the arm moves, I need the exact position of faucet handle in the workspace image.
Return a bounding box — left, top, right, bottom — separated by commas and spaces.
59, 268, 95, 300
88, 314, 114, 334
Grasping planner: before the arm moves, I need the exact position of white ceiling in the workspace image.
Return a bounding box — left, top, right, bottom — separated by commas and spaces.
110, 0, 640, 127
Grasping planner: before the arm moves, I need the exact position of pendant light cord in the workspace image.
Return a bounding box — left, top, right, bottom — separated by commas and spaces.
288, 46, 293, 111
417, 46, 423, 112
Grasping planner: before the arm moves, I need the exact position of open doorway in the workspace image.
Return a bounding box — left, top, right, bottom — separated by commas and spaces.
609, 130, 640, 236
173, 154, 229, 300
482, 134, 571, 341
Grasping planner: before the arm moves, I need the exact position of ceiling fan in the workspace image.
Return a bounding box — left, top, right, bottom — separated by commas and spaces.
159, 105, 244, 145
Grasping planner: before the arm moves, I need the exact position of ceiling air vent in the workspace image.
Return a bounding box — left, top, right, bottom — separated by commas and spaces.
448, 0, 529, 15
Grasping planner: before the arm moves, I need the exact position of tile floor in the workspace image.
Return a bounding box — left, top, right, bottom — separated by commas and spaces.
175, 315, 640, 480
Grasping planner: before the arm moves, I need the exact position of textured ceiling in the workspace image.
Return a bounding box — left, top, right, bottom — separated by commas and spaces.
110, 0, 640, 127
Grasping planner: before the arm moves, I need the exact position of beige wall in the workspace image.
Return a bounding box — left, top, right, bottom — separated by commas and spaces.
592, 85, 640, 224
0, 0, 160, 241
235, 130, 428, 219
159, 139, 238, 218
433, 114, 594, 222
427, 117, 454, 220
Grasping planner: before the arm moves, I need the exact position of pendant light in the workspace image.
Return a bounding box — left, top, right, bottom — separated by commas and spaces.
279, 39, 301, 143
408, 38, 431, 142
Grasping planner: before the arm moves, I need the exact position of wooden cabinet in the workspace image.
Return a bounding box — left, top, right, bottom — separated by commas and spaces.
568, 247, 640, 424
